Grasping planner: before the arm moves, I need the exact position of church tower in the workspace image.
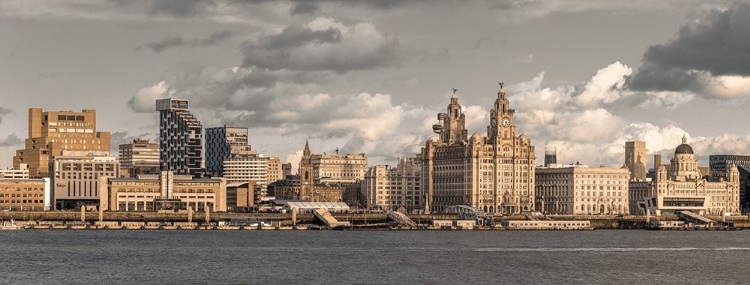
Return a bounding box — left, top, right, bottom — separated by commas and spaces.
299, 140, 314, 201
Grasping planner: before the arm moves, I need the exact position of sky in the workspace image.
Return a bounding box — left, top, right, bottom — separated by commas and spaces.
1, 0, 750, 171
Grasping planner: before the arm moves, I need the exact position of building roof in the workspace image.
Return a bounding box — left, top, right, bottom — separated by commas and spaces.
675, 144, 694, 155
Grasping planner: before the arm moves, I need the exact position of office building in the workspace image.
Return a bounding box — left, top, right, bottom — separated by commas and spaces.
99, 171, 226, 212
156, 98, 203, 176
643, 136, 740, 216
625, 141, 647, 181
422, 86, 535, 214
265, 157, 284, 184
51, 153, 119, 210
535, 165, 629, 215
544, 146, 557, 167
0, 164, 29, 179
0, 178, 51, 211
119, 139, 159, 176
13, 108, 111, 178
205, 126, 252, 177
709, 155, 750, 213
362, 157, 423, 212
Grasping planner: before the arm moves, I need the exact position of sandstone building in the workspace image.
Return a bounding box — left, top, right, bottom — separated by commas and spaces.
422, 86, 535, 214
535, 164, 629, 215
362, 157, 423, 212
13, 108, 110, 178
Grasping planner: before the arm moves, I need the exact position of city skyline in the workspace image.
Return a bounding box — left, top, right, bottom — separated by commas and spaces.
2, 0, 750, 170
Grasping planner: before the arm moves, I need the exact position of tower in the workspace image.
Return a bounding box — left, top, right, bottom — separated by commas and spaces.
156, 98, 203, 176
432, 88, 468, 145
544, 145, 557, 167
299, 140, 314, 201
625, 141, 647, 181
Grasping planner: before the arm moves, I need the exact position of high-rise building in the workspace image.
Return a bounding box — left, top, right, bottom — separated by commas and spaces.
535, 164, 630, 215
156, 98, 203, 176
13, 108, 111, 178
544, 146, 557, 167
709, 155, 750, 213
362, 157, 423, 212
625, 141, 647, 181
119, 139, 159, 176
223, 155, 268, 199
51, 153, 119, 210
422, 86, 536, 214
205, 126, 252, 177
643, 136, 740, 216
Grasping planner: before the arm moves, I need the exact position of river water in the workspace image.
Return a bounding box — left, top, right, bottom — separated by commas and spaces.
0, 230, 747, 284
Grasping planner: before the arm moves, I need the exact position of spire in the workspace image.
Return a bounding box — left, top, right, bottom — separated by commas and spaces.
682, 133, 687, 144
303, 139, 311, 156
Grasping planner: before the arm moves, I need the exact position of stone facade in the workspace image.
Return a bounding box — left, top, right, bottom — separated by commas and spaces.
625, 141, 647, 182
535, 165, 630, 215
422, 86, 535, 214
0, 164, 29, 179
362, 157, 423, 212
644, 136, 740, 215
709, 155, 750, 213
14, 108, 111, 178
119, 139, 159, 176
0, 178, 50, 211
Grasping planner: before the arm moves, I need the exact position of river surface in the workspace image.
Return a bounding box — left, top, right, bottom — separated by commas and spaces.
0, 230, 747, 284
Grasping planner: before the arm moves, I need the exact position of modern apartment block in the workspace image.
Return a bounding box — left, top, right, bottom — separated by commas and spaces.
51, 153, 120, 210
13, 108, 111, 178
223, 155, 268, 198
119, 139, 159, 176
362, 157, 423, 212
156, 98, 203, 176
205, 126, 252, 177
535, 165, 630, 215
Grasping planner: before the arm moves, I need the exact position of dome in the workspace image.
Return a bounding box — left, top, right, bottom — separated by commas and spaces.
471, 132, 482, 141
674, 134, 693, 154
675, 144, 694, 155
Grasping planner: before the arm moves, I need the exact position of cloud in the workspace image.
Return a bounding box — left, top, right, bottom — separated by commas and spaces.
289, 2, 320, 15
0, 107, 12, 125
627, 2, 750, 99
137, 30, 236, 53
147, 0, 213, 18
127, 81, 172, 113
110, 131, 157, 155
241, 17, 401, 72
0, 133, 22, 148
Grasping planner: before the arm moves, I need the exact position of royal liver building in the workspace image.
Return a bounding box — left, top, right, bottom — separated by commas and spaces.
422, 85, 535, 214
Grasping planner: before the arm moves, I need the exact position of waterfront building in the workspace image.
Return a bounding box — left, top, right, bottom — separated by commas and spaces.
535, 164, 629, 215
99, 171, 226, 212
362, 157, 423, 212
51, 153, 119, 210
205, 126, 252, 177
421, 86, 535, 214
628, 181, 651, 215
268, 178, 346, 203
643, 136, 740, 216
223, 154, 268, 200
119, 139, 159, 177
0, 164, 29, 179
13, 108, 111, 178
226, 181, 255, 211
156, 98, 203, 176
625, 141, 647, 181
709, 155, 750, 213
0, 178, 51, 211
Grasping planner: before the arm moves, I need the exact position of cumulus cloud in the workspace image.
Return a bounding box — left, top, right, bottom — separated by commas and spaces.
127, 81, 173, 113
110, 131, 157, 155
241, 17, 401, 72
0, 133, 23, 148
136, 30, 236, 53
627, 2, 750, 99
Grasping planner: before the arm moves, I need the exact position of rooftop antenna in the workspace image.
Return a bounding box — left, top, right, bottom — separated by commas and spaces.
336, 147, 339, 155
499, 82, 504, 89
452, 88, 457, 95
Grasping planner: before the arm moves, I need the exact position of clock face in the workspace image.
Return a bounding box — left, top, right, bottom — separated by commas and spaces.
502, 117, 511, 128
491, 118, 497, 127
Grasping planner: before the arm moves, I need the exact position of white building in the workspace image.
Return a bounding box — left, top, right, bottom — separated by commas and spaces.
535, 164, 630, 215
362, 157, 423, 212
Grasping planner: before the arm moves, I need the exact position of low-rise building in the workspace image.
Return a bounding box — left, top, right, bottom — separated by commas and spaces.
0, 163, 30, 179
0, 178, 51, 211
99, 171, 226, 212
535, 164, 630, 215
362, 157, 423, 212
227, 181, 255, 211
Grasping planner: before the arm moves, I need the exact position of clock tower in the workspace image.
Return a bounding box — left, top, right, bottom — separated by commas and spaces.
488, 82, 516, 141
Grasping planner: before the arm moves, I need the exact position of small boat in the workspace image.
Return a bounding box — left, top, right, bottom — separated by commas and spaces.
1, 219, 23, 231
